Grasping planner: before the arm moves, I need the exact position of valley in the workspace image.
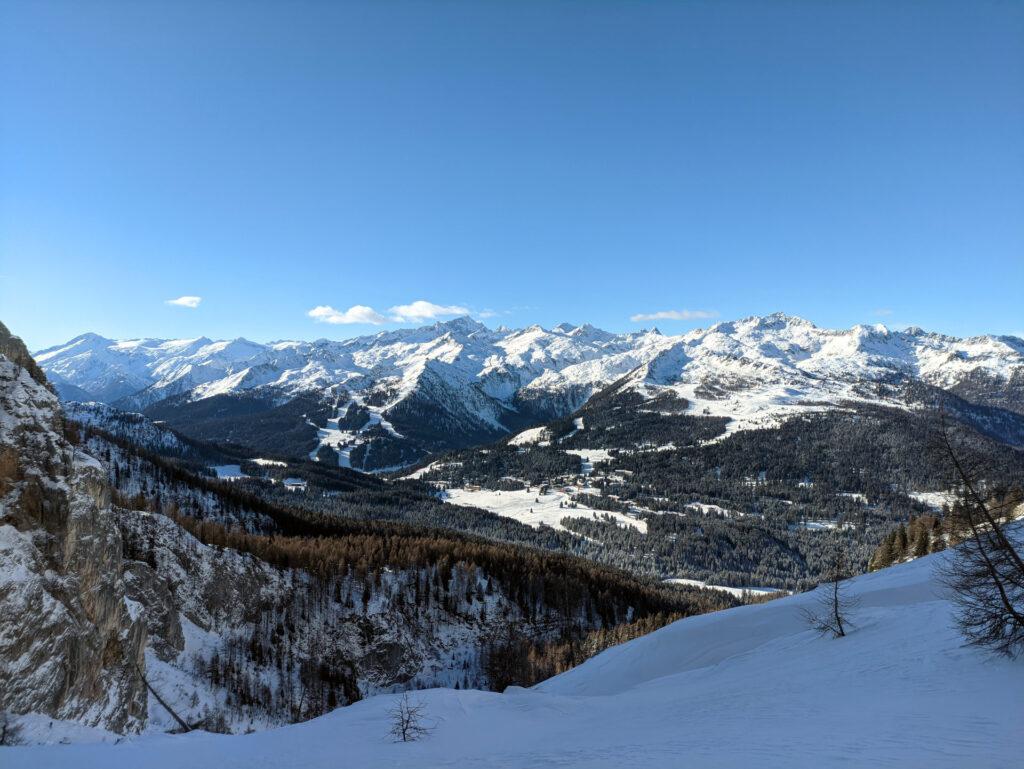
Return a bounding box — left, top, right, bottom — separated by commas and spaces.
35, 314, 1024, 591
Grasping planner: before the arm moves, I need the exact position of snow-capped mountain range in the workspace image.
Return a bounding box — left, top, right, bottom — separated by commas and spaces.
33, 314, 1024, 469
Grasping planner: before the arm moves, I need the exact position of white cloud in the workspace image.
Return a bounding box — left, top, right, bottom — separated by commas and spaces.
873, 308, 894, 317
630, 309, 718, 322
388, 300, 470, 323
307, 304, 388, 325
166, 296, 202, 309
308, 299, 477, 326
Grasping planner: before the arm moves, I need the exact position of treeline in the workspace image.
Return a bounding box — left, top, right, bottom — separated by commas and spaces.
868, 515, 945, 571
555, 389, 730, 450
166, 509, 732, 629
868, 488, 1023, 572
483, 611, 687, 691
143, 390, 334, 459
95, 424, 733, 627
423, 444, 582, 487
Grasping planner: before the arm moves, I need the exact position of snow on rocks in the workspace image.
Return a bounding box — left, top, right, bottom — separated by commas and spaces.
9, 539, 1023, 768
34, 315, 1024, 462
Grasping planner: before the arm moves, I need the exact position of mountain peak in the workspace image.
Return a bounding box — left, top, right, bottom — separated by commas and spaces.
435, 316, 489, 335
752, 312, 814, 328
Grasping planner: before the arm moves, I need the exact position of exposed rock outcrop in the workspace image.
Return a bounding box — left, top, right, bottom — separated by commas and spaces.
0, 323, 147, 733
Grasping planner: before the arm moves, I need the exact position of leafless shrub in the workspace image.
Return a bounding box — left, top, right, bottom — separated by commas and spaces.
936, 412, 1024, 657
388, 692, 432, 742
801, 550, 860, 638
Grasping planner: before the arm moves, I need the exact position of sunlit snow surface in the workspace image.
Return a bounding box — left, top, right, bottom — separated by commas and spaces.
663, 577, 786, 598
35, 315, 1024, 448
442, 486, 645, 533
10, 538, 1023, 768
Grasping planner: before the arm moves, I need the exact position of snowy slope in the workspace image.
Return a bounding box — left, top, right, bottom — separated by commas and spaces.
34, 315, 1024, 465
9, 540, 1023, 768
621, 314, 1024, 434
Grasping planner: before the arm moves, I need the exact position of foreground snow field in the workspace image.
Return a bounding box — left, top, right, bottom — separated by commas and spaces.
9, 546, 1023, 769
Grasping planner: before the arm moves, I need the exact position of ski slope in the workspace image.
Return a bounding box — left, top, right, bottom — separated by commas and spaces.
8, 544, 1023, 769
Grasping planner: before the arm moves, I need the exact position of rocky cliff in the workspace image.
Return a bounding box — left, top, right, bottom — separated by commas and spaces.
0, 322, 147, 732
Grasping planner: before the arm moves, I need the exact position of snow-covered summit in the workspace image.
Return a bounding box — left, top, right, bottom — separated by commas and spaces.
34, 315, 1024, 463
620, 313, 1024, 433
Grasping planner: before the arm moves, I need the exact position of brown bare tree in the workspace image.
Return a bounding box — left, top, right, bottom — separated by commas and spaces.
801, 549, 859, 638
937, 412, 1024, 657
388, 692, 432, 742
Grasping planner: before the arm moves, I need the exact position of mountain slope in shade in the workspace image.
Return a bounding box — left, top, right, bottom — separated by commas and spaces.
9, 533, 1023, 768
34, 315, 1024, 469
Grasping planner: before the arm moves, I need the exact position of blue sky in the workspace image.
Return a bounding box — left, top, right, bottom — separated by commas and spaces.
2, 0, 1022, 350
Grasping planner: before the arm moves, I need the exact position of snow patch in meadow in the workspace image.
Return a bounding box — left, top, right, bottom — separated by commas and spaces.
909, 490, 957, 510
509, 426, 551, 446
563, 448, 614, 475
663, 578, 786, 599
442, 487, 646, 533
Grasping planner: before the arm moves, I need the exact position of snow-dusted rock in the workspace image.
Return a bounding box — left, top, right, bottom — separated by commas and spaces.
34, 315, 1024, 465
0, 322, 147, 733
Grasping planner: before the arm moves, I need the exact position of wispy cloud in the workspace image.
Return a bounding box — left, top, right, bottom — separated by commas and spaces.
166, 296, 202, 309
873, 308, 894, 317
307, 305, 389, 325
388, 300, 470, 323
630, 309, 718, 322
308, 299, 473, 326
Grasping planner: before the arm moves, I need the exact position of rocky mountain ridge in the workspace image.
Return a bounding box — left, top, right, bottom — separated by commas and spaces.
34, 314, 1024, 469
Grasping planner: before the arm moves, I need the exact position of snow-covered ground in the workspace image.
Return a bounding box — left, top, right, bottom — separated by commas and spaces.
789, 519, 848, 531
209, 465, 247, 480
909, 490, 957, 511
663, 578, 786, 599
308, 395, 404, 468
508, 426, 550, 446
251, 458, 287, 468
442, 487, 646, 533
563, 448, 614, 475
37, 316, 1024, 462
10, 542, 1022, 768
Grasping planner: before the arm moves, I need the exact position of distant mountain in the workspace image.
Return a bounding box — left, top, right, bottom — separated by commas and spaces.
34, 314, 1024, 469
3, 319, 724, 739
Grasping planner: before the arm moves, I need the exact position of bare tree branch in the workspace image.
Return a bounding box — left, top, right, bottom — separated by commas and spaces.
389, 692, 432, 742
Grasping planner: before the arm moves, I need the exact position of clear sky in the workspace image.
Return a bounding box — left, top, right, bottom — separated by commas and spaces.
2, 0, 1022, 350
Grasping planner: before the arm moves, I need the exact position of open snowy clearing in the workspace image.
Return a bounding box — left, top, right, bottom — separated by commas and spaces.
10, 542, 1022, 768
508, 426, 550, 446
563, 448, 614, 475
663, 577, 786, 598
251, 458, 287, 468
209, 464, 247, 480
442, 487, 646, 533
909, 490, 957, 510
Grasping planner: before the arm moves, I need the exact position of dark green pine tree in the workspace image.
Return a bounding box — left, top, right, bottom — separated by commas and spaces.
894, 524, 909, 560
929, 517, 946, 552
912, 528, 929, 558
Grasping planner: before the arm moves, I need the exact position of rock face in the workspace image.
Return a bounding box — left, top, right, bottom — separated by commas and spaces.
0, 322, 147, 733
33, 315, 1024, 469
